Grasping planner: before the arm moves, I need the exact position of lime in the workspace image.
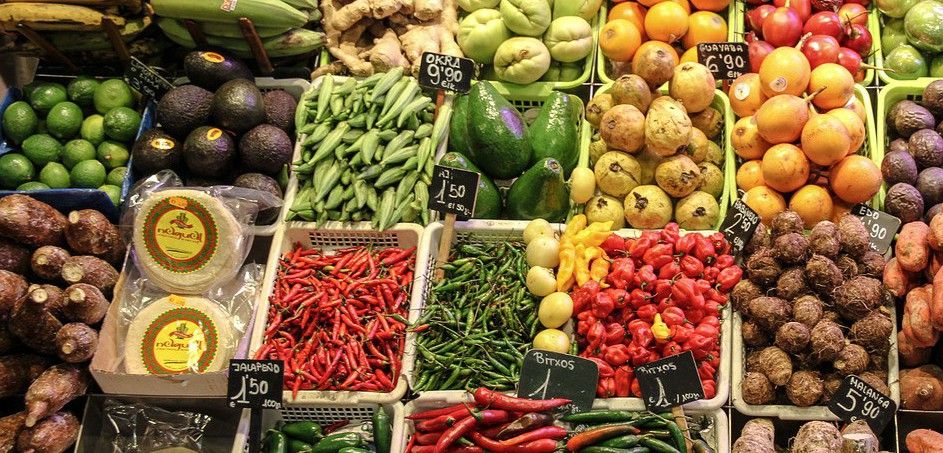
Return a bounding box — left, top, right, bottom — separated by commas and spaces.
46, 101, 84, 140
106, 166, 127, 186
22, 81, 43, 99
102, 107, 141, 142
67, 77, 100, 107
70, 159, 106, 188
29, 83, 67, 113
1, 101, 38, 145
62, 139, 97, 169
0, 153, 36, 189
97, 140, 129, 169
39, 162, 70, 188
17, 181, 50, 191
21, 134, 62, 167
80, 114, 106, 145
93, 79, 134, 114
99, 184, 122, 206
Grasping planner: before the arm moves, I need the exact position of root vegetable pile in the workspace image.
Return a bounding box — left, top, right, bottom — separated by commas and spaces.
738, 210, 894, 407
734, 418, 884, 453
254, 243, 414, 397
568, 221, 739, 398
0, 195, 119, 453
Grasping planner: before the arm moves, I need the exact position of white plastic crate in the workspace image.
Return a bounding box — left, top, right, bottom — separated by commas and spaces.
232, 402, 405, 453
730, 311, 901, 419
400, 396, 729, 453
247, 222, 424, 404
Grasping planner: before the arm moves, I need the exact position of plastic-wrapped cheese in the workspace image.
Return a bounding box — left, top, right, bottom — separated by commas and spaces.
124, 294, 234, 375
132, 189, 242, 294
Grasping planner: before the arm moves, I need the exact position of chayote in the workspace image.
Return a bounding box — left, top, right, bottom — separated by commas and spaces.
552, 0, 603, 20
499, 0, 552, 36
541, 61, 584, 82
543, 16, 593, 62
458, 9, 513, 63
494, 37, 552, 84
457, 0, 501, 12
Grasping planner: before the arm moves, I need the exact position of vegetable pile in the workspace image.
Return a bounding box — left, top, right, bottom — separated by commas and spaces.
261, 407, 393, 453
291, 70, 448, 228
412, 240, 539, 391
583, 64, 725, 230
0, 195, 125, 453
253, 243, 414, 397
737, 210, 893, 407
879, 0, 943, 79
880, 80, 943, 225
907, 428, 943, 453
406, 388, 717, 453
732, 418, 883, 453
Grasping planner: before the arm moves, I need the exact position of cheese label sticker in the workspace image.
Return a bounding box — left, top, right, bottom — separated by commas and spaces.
202, 51, 225, 63
206, 128, 223, 141
141, 307, 219, 374
151, 138, 175, 150
142, 196, 219, 273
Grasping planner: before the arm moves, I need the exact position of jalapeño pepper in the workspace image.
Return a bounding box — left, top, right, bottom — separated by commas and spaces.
263, 429, 288, 453
373, 407, 392, 453
282, 421, 324, 444
311, 432, 364, 453
289, 439, 314, 452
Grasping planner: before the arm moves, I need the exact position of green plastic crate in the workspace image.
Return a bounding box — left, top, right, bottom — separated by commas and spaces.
593, 84, 736, 231
733, 2, 880, 87
730, 84, 881, 207
597, 0, 739, 84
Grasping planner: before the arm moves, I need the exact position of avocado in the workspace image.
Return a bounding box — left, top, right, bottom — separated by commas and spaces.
437, 151, 501, 219
263, 90, 297, 134
466, 81, 532, 180
885, 182, 925, 223
157, 85, 213, 139
212, 79, 265, 133
527, 91, 581, 177
923, 79, 943, 116
891, 100, 936, 138
917, 167, 943, 207
449, 94, 472, 155
238, 124, 292, 175
183, 126, 235, 178
183, 50, 253, 91
132, 128, 181, 174
882, 150, 919, 186
505, 158, 569, 222
909, 128, 943, 168
233, 172, 283, 224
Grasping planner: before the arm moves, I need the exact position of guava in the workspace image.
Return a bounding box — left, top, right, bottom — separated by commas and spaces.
905, 0, 943, 52
885, 44, 929, 79
878, 0, 921, 18
882, 19, 910, 52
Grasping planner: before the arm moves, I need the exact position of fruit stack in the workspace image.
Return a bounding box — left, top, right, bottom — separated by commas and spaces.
729, 47, 880, 227
878, 0, 943, 80
0, 78, 141, 205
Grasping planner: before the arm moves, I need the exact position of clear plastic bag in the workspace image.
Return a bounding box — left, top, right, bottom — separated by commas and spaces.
102, 400, 212, 453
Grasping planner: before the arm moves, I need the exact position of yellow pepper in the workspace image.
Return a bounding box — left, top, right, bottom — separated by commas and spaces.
564, 215, 587, 239
574, 244, 591, 286
574, 221, 614, 248
652, 313, 671, 342
557, 242, 576, 291
589, 257, 610, 285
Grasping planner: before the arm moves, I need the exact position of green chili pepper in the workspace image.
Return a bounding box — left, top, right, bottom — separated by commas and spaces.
563, 411, 639, 424
282, 421, 323, 444
599, 435, 643, 448
639, 437, 681, 453
288, 439, 314, 452
581, 447, 651, 453
373, 407, 392, 453
263, 429, 288, 453
664, 420, 686, 450
311, 432, 364, 453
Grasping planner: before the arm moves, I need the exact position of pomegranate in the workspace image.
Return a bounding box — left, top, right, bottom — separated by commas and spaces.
775, 0, 811, 21
802, 34, 841, 68
803, 11, 844, 39
763, 6, 804, 46
810, 0, 841, 11
838, 3, 868, 25
749, 39, 776, 72
842, 23, 873, 56
748, 4, 777, 31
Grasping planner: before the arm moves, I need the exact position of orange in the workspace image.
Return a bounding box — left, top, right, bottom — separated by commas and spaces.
758, 47, 811, 97
644, 2, 689, 43
600, 19, 644, 62
829, 155, 881, 204
742, 186, 787, 225
789, 185, 834, 228
690, 0, 731, 12
761, 143, 810, 193
609, 2, 647, 37
681, 11, 727, 49
639, 0, 661, 8
669, 0, 691, 14
680, 46, 698, 63
737, 160, 765, 191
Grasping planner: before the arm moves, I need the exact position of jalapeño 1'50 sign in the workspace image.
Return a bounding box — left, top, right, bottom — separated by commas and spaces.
429, 165, 479, 219
228, 359, 283, 410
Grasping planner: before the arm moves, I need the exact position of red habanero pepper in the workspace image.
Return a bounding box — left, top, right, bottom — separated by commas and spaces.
606, 288, 629, 309
702, 379, 717, 399
636, 304, 658, 323
662, 341, 682, 357
661, 306, 686, 326
597, 376, 616, 398
675, 234, 697, 255
642, 243, 674, 267
473, 388, 571, 411
706, 350, 721, 368
714, 254, 735, 270
631, 378, 642, 397
670, 324, 692, 343
704, 300, 721, 315
630, 236, 656, 260
571, 280, 601, 313
680, 255, 705, 278
435, 417, 478, 453
604, 322, 626, 345
601, 233, 628, 256
628, 319, 654, 348
689, 293, 706, 311
695, 278, 711, 294
586, 321, 606, 347
628, 288, 649, 309
710, 232, 731, 255
703, 266, 720, 282
700, 315, 720, 328
607, 258, 635, 289
695, 323, 720, 339
684, 336, 713, 360
661, 223, 680, 244
686, 308, 705, 324
587, 357, 615, 377
577, 316, 597, 336
653, 280, 672, 304
603, 343, 631, 366
706, 288, 727, 305
698, 361, 717, 381
717, 266, 743, 292
614, 365, 633, 397
693, 235, 717, 264
658, 261, 682, 280
627, 343, 653, 366
633, 265, 657, 289
592, 292, 616, 318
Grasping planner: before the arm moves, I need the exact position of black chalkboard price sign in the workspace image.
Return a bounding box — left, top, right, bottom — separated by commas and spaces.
228, 359, 283, 410
429, 165, 479, 219
517, 350, 598, 413
697, 43, 750, 80
720, 199, 762, 257
827, 375, 897, 433
418, 52, 475, 93
635, 351, 704, 411
125, 57, 173, 100
851, 204, 901, 254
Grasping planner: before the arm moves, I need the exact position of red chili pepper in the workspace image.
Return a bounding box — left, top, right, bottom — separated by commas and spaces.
472, 410, 512, 426
716, 266, 743, 292
472, 388, 570, 412
566, 423, 640, 451
675, 234, 697, 255
470, 433, 559, 453
658, 261, 682, 280
415, 432, 445, 445
604, 322, 626, 345
592, 292, 616, 318
661, 306, 686, 326
603, 343, 631, 366
435, 416, 478, 453
614, 365, 633, 397
409, 404, 470, 420
416, 408, 472, 432
499, 426, 566, 445
600, 233, 627, 256
606, 258, 635, 289
596, 376, 616, 398
412, 445, 483, 453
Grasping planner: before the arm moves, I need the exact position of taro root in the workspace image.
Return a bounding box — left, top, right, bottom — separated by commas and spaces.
776, 267, 809, 300
745, 350, 763, 372
732, 280, 764, 314
837, 214, 870, 257
63, 284, 109, 325
24, 364, 90, 426
786, 370, 824, 407
793, 295, 824, 328
8, 288, 63, 355
870, 352, 889, 373
834, 343, 870, 376
836, 254, 859, 279
28, 284, 65, 322
857, 250, 886, 278
821, 311, 841, 323
805, 254, 844, 295
775, 321, 811, 354
859, 371, 891, 397
0, 238, 29, 274
31, 246, 71, 281
794, 421, 842, 452
743, 320, 771, 347
757, 346, 793, 386
747, 247, 782, 287
64, 209, 121, 257
849, 311, 894, 352
770, 210, 804, 238
773, 233, 809, 264
0, 195, 67, 247
746, 223, 771, 256
15, 411, 79, 453
60, 256, 118, 295
810, 320, 845, 363
833, 276, 883, 321
809, 221, 841, 259
747, 296, 792, 332
823, 373, 843, 400
741, 371, 776, 404
55, 323, 99, 363
900, 366, 943, 410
